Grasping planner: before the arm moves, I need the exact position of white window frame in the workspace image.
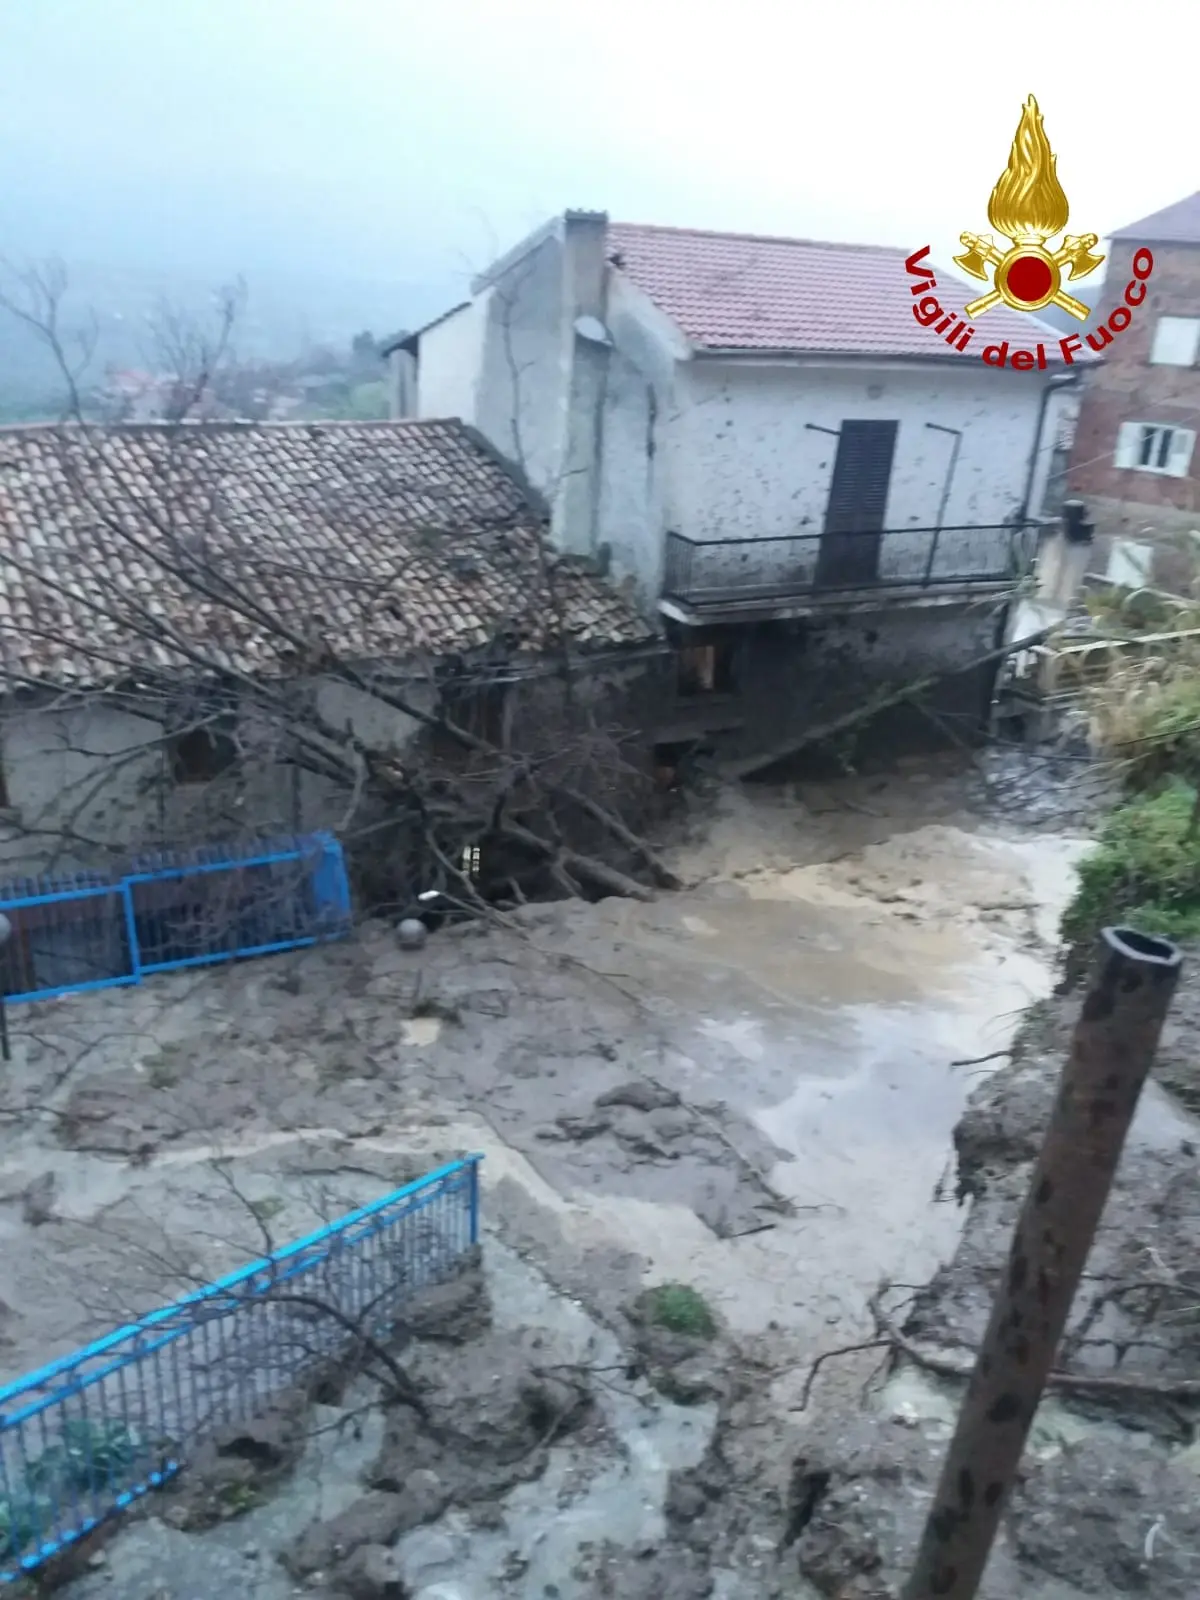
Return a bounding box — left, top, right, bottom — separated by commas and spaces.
1149, 316, 1200, 367
1114, 421, 1196, 478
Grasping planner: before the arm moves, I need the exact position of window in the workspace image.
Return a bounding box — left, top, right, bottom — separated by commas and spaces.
1150, 316, 1200, 367
677, 640, 737, 697
168, 722, 238, 785
433, 683, 509, 755
1113, 422, 1195, 478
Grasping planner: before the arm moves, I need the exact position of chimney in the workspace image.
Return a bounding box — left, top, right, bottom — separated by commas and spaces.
553, 211, 612, 557
386, 339, 418, 419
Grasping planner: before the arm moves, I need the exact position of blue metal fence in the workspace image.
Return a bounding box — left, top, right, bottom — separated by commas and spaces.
0, 1155, 482, 1581
0, 832, 352, 1005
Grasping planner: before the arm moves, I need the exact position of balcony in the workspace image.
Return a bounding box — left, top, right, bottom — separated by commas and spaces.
660, 523, 1039, 618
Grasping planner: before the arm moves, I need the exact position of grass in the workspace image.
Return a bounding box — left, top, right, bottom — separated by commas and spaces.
143, 1042, 183, 1089
638, 1283, 717, 1340
1083, 647, 1200, 791
1061, 782, 1200, 963
1083, 584, 1200, 635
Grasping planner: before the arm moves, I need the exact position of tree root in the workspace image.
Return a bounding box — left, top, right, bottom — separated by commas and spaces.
795, 1282, 1200, 1411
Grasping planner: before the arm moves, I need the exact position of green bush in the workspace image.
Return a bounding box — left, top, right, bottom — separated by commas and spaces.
638, 1283, 717, 1340
1061, 782, 1200, 962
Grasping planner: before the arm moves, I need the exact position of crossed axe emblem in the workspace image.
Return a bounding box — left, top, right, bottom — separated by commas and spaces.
954, 231, 1105, 321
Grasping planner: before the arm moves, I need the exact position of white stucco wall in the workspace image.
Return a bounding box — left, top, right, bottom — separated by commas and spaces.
0, 676, 433, 878
670, 360, 1051, 538
472, 233, 570, 497
0, 702, 166, 872
594, 273, 690, 605
416, 301, 488, 424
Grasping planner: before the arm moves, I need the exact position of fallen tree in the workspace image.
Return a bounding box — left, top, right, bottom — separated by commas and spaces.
0, 262, 674, 912
724, 626, 1058, 781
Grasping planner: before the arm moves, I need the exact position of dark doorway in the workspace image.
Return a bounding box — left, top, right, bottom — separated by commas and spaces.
815, 420, 898, 588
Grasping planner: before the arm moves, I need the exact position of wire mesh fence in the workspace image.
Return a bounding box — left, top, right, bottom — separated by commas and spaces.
0, 831, 352, 1005
0, 1156, 481, 1582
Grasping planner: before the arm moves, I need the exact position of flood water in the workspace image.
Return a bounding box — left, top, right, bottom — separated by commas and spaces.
546, 766, 1096, 1343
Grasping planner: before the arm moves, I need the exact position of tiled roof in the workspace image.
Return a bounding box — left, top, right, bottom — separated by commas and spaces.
0, 419, 653, 689
1112, 191, 1200, 245
607, 222, 1066, 358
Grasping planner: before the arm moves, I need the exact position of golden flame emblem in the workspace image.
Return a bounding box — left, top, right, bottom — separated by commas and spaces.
954, 96, 1104, 322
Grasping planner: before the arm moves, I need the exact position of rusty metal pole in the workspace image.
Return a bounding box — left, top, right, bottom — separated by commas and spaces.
901, 926, 1182, 1600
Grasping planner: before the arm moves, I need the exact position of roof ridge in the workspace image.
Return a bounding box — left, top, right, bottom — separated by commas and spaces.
0, 417, 455, 435
1112, 189, 1200, 241
609, 221, 905, 255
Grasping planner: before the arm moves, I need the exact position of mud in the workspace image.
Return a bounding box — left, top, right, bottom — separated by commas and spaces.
785, 920, 1200, 1596
0, 752, 1130, 1597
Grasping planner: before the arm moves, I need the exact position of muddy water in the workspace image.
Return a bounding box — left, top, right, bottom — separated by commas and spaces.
0, 762, 1094, 1369
540, 778, 1093, 1345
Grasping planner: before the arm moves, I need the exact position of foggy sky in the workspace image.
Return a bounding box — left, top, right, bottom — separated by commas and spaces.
2, 0, 1195, 336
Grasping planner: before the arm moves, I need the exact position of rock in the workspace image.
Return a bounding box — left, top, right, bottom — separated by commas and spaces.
790, 1418, 945, 1596
1007, 1437, 1200, 1596
212, 1398, 306, 1471
21, 1171, 57, 1226
555, 1113, 610, 1142
577, 1542, 715, 1598
286, 1482, 449, 1577
664, 1477, 709, 1523
335, 1542, 407, 1600
401, 1261, 491, 1345
372, 1330, 592, 1504
595, 1081, 680, 1113
652, 1353, 727, 1406
953, 1057, 1057, 1199
606, 1106, 674, 1159
394, 1529, 470, 1591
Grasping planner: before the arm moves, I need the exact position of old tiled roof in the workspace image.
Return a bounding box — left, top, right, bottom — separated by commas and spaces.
0, 419, 653, 689
1112, 191, 1200, 245
607, 222, 1065, 357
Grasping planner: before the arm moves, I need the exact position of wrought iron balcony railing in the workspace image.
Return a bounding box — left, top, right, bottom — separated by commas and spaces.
661, 523, 1039, 609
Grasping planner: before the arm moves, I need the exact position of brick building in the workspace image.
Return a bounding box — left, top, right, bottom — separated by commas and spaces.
1068, 191, 1200, 588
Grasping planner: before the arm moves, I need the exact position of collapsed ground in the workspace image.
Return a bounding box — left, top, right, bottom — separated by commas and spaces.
3, 750, 1194, 1598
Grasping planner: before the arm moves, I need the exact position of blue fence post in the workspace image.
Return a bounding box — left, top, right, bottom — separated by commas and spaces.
468, 1155, 482, 1245
120, 882, 141, 984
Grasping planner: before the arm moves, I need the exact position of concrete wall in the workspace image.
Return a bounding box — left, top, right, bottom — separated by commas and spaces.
473, 232, 570, 501
0, 701, 167, 873
680, 600, 1004, 769
0, 675, 434, 878
594, 273, 688, 606
416, 302, 488, 424
1068, 239, 1200, 578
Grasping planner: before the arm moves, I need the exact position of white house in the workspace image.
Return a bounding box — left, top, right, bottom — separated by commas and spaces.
393, 212, 1082, 764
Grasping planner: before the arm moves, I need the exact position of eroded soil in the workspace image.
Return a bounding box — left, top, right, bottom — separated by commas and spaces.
0, 750, 1158, 1598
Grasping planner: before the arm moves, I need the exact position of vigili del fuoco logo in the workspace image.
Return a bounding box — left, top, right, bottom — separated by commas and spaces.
905, 95, 1154, 369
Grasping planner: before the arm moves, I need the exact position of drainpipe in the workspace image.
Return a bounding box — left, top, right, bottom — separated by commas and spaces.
1018, 372, 1078, 525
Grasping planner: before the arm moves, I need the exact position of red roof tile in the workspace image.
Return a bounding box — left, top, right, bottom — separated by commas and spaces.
1112, 191, 1200, 245
0, 419, 653, 688
607, 223, 1071, 359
